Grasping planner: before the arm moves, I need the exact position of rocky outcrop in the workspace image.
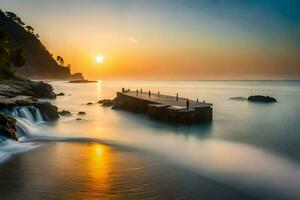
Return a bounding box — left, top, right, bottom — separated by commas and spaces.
0, 112, 17, 141
35, 102, 59, 121
248, 95, 277, 103
0, 80, 56, 99
98, 99, 116, 107
0, 80, 59, 140
71, 73, 85, 80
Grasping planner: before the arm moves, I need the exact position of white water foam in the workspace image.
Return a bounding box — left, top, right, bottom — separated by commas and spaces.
0, 106, 46, 164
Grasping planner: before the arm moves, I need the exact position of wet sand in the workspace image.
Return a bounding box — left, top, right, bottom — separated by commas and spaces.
0, 142, 255, 200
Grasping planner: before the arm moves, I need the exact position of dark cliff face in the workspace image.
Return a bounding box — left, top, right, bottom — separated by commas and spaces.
0, 11, 72, 79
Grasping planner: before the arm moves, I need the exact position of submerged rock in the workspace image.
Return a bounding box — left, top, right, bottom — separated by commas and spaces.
78, 111, 86, 115
56, 92, 65, 96
230, 97, 247, 101
248, 95, 277, 103
86, 102, 93, 105
76, 118, 82, 121
98, 99, 115, 107
58, 110, 72, 116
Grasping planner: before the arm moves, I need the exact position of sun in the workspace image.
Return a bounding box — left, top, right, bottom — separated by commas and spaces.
95, 55, 104, 64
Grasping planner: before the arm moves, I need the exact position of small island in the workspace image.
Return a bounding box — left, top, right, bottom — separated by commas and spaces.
248, 95, 277, 103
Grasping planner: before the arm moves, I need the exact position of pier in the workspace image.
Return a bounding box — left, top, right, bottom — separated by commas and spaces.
114, 89, 213, 124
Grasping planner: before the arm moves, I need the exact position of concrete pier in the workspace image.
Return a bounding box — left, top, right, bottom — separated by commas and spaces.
114, 90, 213, 124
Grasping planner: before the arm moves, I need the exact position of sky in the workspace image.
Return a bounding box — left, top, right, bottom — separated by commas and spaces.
1, 0, 300, 80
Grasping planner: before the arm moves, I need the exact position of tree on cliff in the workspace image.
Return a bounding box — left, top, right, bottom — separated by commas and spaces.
56, 56, 64, 66
0, 28, 25, 78
25, 25, 34, 33
5, 11, 25, 26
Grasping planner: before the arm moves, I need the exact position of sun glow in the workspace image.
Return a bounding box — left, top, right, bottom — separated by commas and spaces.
95, 55, 104, 64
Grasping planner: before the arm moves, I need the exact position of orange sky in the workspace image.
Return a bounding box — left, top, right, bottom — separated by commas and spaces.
3, 0, 300, 80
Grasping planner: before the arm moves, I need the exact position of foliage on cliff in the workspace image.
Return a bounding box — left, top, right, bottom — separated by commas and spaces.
0, 10, 72, 79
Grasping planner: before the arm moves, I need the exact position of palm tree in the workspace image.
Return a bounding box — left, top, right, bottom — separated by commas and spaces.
56, 56, 64, 66
60, 57, 64, 66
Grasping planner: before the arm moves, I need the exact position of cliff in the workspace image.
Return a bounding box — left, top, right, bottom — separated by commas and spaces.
0, 10, 83, 80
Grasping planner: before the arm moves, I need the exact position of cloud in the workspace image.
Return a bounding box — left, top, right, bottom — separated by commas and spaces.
128, 37, 139, 44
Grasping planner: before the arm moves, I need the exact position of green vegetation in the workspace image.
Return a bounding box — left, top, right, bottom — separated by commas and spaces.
0, 10, 75, 79
0, 27, 25, 79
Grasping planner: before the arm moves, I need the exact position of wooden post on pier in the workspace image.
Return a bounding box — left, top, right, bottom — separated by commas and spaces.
136, 89, 138, 96
141, 89, 142, 94
186, 99, 190, 110
158, 91, 160, 96
122, 88, 125, 92
149, 91, 151, 97
197, 98, 199, 102
176, 93, 178, 101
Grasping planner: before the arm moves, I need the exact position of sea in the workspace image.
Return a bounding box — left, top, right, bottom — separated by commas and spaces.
0, 80, 300, 200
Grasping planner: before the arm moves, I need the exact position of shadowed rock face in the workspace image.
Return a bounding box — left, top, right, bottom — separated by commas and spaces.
0, 113, 17, 141
248, 95, 277, 103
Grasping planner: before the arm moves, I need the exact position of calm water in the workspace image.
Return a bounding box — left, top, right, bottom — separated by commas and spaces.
1, 80, 300, 200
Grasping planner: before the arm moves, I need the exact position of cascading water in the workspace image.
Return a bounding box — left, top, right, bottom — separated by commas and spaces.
8, 106, 46, 138
0, 106, 44, 163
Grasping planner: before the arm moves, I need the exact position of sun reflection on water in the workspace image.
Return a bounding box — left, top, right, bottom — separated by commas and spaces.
85, 143, 112, 197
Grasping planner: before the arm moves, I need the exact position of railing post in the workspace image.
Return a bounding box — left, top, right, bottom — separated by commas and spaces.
149, 91, 151, 97
186, 99, 190, 110
136, 89, 138, 96
141, 89, 142, 94
176, 93, 178, 101
158, 91, 160, 96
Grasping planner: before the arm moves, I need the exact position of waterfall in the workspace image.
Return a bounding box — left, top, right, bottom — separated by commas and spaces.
4, 106, 46, 138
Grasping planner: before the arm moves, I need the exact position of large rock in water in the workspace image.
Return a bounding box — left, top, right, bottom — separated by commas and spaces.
248, 95, 277, 103
35, 102, 59, 121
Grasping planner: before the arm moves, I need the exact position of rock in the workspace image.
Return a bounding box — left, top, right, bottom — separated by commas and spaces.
71, 73, 85, 80
0, 80, 60, 141
0, 113, 17, 141
58, 110, 72, 116
76, 118, 82, 121
86, 102, 93, 105
56, 92, 65, 96
248, 95, 277, 103
69, 80, 97, 83
230, 97, 247, 101
78, 111, 86, 115
35, 102, 59, 120
0, 80, 56, 99
98, 99, 115, 107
